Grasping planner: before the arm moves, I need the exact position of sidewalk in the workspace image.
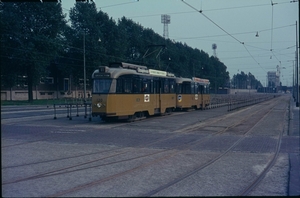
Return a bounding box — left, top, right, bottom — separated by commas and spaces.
288, 98, 300, 196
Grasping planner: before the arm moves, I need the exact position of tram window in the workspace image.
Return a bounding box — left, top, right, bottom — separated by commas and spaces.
169, 80, 175, 93
150, 80, 154, 93
204, 85, 210, 94
93, 79, 112, 94
153, 80, 159, 94
182, 84, 186, 93
163, 79, 169, 93
116, 78, 132, 93
177, 84, 182, 94
191, 83, 195, 94
157, 81, 161, 93
116, 79, 123, 93
164, 85, 169, 93
182, 83, 191, 94
198, 85, 203, 94
195, 84, 199, 94
186, 84, 191, 94
123, 78, 132, 93
133, 79, 141, 93
142, 80, 150, 93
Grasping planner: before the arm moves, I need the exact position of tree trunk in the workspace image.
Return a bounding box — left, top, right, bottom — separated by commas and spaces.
27, 64, 33, 102
28, 75, 33, 102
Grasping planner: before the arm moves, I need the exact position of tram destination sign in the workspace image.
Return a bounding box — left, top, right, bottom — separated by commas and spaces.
93, 73, 111, 78
149, 69, 167, 77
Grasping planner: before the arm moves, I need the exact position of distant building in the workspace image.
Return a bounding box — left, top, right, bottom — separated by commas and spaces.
267, 71, 280, 90
1, 75, 91, 101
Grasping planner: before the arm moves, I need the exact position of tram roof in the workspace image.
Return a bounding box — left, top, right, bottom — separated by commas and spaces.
176, 77, 192, 83
93, 62, 176, 79
109, 62, 148, 70
176, 77, 210, 85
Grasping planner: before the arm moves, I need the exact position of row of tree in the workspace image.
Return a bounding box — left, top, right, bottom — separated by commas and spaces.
1, 1, 260, 101
231, 71, 263, 89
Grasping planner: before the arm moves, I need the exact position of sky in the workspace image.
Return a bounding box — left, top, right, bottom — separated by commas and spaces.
62, 0, 298, 86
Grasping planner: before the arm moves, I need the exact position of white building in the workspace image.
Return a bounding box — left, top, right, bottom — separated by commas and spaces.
267, 71, 280, 88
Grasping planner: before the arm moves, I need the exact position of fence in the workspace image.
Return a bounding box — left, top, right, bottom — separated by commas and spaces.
53, 102, 92, 121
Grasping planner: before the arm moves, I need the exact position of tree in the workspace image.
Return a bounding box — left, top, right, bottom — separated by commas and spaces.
231, 71, 262, 89
97, 11, 123, 63
118, 17, 145, 63
0, 2, 66, 102
1, 0, 232, 100
66, 1, 106, 88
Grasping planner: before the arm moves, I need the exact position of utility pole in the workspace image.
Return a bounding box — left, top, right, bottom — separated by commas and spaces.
296, 21, 299, 107
83, 30, 86, 103
292, 60, 295, 99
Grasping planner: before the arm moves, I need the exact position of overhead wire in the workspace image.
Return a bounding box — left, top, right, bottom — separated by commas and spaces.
174, 24, 295, 42
126, 1, 290, 19
181, 0, 267, 73
62, 0, 140, 11
181, 0, 243, 44
120, 0, 295, 82
63, 0, 295, 66
200, 1, 290, 12
269, 1, 283, 65
6, 1, 294, 84
98, 0, 139, 9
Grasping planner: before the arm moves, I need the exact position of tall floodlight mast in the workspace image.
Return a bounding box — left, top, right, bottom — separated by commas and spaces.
212, 43, 217, 58
161, 14, 170, 39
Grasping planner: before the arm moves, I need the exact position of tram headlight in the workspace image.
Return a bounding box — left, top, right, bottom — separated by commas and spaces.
96, 103, 102, 108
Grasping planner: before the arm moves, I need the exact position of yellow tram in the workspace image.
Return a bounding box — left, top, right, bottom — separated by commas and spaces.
91, 62, 210, 121
176, 77, 210, 110
92, 62, 177, 121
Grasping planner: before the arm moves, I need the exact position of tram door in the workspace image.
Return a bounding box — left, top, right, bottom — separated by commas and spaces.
153, 80, 160, 114
200, 85, 204, 109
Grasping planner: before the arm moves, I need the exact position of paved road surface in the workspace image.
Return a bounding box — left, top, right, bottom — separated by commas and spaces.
1, 94, 299, 197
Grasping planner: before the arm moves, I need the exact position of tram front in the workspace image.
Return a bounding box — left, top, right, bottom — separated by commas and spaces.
91, 66, 115, 120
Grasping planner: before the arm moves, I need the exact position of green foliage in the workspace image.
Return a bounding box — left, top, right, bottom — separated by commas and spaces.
231, 71, 263, 89
2, 0, 259, 98
1, 2, 66, 101
66, 2, 104, 85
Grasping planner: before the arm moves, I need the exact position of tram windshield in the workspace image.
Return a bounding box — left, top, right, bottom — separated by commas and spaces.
93, 79, 112, 94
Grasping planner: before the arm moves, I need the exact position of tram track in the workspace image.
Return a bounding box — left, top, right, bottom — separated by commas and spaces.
2, 96, 288, 196
1, 137, 53, 149
2, 148, 169, 186
239, 100, 287, 196
240, 131, 284, 196
142, 97, 285, 196
77, 96, 284, 197
1, 146, 120, 169
38, 97, 284, 196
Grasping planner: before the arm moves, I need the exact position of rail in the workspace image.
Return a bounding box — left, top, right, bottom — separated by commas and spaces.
227, 94, 277, 111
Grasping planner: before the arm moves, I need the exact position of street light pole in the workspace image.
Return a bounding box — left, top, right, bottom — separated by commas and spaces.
293, 60, 295, 99
83, 30, 86, 103
296, 21, 299, 107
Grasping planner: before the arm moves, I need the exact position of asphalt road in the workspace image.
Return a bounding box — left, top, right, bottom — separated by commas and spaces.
1, 94, 299, 197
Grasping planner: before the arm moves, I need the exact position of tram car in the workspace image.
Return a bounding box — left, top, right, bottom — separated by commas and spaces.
92, 62, 177, 121
176, 77, 210, 110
